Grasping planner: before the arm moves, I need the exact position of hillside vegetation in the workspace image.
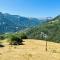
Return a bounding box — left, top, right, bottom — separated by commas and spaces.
26, 15, 60, 43
1, 15, 60, 43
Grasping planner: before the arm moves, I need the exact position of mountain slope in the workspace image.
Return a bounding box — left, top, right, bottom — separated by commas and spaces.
0, 12, 27, 34
26, 15, 60, 43
0, 12, 50, 34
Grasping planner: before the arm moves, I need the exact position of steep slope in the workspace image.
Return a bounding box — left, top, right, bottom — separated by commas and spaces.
0, 12, 26, 34
26, 15, 60, 43
0, 12, 50, 34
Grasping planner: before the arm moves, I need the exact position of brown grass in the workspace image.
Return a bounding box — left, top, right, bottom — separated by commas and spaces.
0, 39, 60, 60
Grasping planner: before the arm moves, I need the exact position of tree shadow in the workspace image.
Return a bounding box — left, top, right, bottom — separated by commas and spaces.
19, 43, 25, 45
0, 44, 4, 48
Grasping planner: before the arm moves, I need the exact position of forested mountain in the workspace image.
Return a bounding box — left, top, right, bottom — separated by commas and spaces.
26, 15, 60, 43
0, 12, 50, 34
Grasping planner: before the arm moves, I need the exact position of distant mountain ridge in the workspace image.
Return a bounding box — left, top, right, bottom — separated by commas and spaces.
0, 12, 52, 34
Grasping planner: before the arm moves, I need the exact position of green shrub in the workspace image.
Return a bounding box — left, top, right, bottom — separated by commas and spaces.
0, 35, 5, 40
19, 33, 27, 39
15, 32, 27, 39
8, 34, 23, 45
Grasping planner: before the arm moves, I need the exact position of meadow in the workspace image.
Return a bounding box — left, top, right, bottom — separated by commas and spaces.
0, 39, 60, 60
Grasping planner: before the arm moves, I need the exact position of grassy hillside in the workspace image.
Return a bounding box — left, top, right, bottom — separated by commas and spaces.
26, 15, 60, 43
0, 39, 60, 60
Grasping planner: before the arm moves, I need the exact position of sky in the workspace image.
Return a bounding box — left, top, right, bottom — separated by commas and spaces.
0, 0, 60, 18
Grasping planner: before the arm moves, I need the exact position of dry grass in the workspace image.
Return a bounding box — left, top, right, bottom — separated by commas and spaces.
0, 39, 60, 60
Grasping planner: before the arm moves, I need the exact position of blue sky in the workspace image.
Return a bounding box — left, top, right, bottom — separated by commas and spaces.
0, 0, 60, 18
